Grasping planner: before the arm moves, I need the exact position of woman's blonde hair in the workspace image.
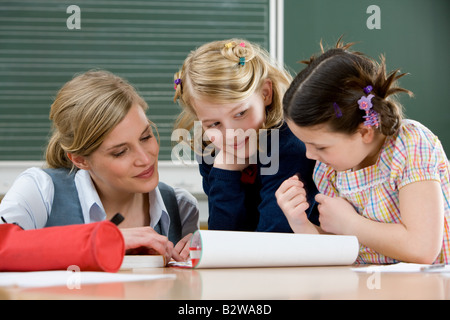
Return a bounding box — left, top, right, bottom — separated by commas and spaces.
173, 39, 292, 134
46, 70, 150, 169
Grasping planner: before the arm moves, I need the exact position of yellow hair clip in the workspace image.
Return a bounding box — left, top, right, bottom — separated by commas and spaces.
224, 42, 234, 49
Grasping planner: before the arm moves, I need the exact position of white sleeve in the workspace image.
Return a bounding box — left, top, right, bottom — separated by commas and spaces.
173, 187, 200, 237
0, 167, 54, 229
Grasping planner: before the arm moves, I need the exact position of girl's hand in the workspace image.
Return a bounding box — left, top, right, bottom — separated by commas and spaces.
120, 227, 173, 265
275, 175, 312, 233
173, 233, 193, 262
315, 194, 359, 235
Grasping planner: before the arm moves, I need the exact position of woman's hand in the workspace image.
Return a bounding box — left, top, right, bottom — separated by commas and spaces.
120, 227, 173, 265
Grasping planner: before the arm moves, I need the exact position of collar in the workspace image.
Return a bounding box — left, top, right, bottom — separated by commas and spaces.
74, 170, 170, 235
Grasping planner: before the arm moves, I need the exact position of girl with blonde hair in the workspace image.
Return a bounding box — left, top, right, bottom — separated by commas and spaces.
174, 39, 318, 232
0, 70, 199, 262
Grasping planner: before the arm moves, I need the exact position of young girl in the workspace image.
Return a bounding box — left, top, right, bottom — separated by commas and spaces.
0, 70, 199, 262
276, 41, 450, 264
173, 39, 318, 232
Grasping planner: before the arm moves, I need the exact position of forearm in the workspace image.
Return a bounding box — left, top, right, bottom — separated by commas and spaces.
346, 214, 441, 264
289, 218, 323, 234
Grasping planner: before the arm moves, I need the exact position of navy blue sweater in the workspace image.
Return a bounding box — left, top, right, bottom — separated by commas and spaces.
199, 122, 319, 232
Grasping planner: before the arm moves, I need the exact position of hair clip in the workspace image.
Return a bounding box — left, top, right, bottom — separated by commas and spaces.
363, 85, 373, 95
225, 42, 234, 49
358, 86, 379, 128
239, 57, 245, 66
362, 109, 379, 128
358, 94, 374, 112
174, 78, 181, 90
239, 42, 245, 48
333, 102, 342, 118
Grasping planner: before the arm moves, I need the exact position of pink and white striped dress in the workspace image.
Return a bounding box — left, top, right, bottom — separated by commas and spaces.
313, 120, 450, 264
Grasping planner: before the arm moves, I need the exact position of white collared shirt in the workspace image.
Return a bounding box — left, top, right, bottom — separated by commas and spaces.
0, 168, 199, 238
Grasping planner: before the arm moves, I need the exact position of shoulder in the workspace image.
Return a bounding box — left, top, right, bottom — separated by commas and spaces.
388, 119, 447, 188
0, 167, 54, 229
174, 186, 199, 209
16, 167, 54, 190
2, 167, 54, 197
396, 120, 440, 148
159, 182, 198, 208
391, 119, 444, 165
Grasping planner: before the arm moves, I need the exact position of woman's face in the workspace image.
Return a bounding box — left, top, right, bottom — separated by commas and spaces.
83, 104, 159, 196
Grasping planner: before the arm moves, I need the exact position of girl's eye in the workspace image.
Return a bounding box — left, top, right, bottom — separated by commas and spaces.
235, 110, 247, 118
207, 122, 220, 128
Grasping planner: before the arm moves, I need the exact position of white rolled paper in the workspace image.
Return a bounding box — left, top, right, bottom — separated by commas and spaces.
190, 230, 359, 269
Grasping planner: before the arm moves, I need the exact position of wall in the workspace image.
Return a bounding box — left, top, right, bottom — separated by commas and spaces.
284, 0, 449, 154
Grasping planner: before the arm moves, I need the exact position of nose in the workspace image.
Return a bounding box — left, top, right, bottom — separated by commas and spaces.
134, 145, 152, 166
224, 125, 249, 145
305, 145, 318, 161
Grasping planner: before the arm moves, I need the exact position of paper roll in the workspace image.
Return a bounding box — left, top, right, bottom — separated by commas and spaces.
190, 230, 359, 268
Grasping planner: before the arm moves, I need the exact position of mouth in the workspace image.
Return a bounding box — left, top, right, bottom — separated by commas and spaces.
135, 165, 155, 179
229, 137, 249, 150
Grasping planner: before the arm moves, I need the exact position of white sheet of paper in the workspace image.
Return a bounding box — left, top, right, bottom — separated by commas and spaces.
0, 271, 176, 288
352, 262, 450, 273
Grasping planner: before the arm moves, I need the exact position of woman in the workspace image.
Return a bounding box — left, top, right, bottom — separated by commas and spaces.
0, 70, 199, 262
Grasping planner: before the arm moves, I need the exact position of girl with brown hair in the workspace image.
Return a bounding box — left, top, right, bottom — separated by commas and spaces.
276, 40, 449, 264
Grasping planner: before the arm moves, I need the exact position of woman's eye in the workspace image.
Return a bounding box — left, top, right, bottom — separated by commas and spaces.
140, 134, 152, 142
112, 149, 126, 157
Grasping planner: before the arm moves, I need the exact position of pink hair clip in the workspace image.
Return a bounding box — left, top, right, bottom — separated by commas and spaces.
239, 42, 245, 48
358, 85, 379, 128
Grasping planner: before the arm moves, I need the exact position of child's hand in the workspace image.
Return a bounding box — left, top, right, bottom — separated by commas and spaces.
275, 175, 310, 232
172, 233, 193, 262
315, 194, 358, 235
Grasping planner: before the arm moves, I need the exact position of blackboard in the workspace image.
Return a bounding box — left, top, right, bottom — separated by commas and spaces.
284, 0, 449, 154
0, 0, 271, 160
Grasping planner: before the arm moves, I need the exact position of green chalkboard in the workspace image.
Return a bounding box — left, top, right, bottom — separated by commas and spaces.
0, 0, 271, 161
284, 0, 449, 154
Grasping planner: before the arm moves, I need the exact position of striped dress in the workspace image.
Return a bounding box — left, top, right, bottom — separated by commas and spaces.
313, 120, 450, 264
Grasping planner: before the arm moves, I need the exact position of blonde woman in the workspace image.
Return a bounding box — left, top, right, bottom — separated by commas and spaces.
173, 39, 318, 232
0, 70, 199, 262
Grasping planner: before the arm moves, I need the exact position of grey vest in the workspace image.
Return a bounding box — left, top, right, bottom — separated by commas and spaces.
43, 168, 182, 244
